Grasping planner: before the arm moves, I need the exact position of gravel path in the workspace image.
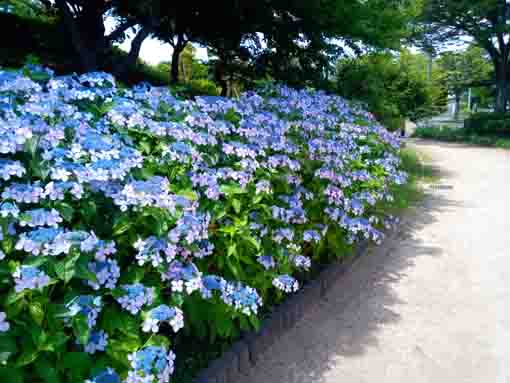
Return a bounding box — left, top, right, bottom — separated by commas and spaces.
244, 140, 510, 383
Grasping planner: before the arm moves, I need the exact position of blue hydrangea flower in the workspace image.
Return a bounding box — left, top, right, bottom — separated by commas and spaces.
65, 295, 103, 328
161, 261, 202, 295
220, 282, 262, 316
15, 227, 69, 256
142, 304, 184, 333
2, 182, 44, 203
85, 368, 120, 383
0, 312, 10, 332
273, 275, 299, 293
87, 259, 120, 290
0, 159, 25, 180
257, 255, 276, 270
13, 265, 51, 292
0, 202, 19, 218
83, 330, 108, 354
116, 284, 155, 315
126, 346, 175, 383
19, 208, 63, 228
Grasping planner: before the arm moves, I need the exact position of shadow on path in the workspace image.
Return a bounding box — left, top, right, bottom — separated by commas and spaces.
245, 158, 463, 383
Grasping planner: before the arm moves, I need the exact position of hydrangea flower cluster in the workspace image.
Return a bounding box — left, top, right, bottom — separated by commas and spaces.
273, 275, 300, 293
0, 67, 406, 382
116, 284, 155, 315
142, 304, 184, 333
13, 265, 51, 292
126, 346, 175, 383
0, 312, 10, 332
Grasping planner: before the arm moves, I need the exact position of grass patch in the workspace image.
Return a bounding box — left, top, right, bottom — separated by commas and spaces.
413, 126, 510, 149
379, 147, 437, 215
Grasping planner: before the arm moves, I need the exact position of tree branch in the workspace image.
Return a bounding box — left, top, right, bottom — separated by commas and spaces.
107, 20, 137, 43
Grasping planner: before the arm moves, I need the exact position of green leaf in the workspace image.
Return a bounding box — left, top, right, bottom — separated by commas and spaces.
72, 316, 90, 346
54, 253, 80, 284
176, 189, 198, 201
232, 199, 241, 214
29, 302, 45, 326
108, 336, 141, 352
244, 235, 261, 251
56, 203, 74, 222
35, 357, 61, 383
15, 346, 39, 367
0, 334, 17, 363
145, 335, 170, 348
220, 184, 247, 196
0, 367, 23, 383
60, 352, 92, 379
112, 216, 132, 236
227, 244, 237, 258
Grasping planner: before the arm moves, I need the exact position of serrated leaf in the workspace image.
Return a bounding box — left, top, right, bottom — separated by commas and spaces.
29, 302, 45, 326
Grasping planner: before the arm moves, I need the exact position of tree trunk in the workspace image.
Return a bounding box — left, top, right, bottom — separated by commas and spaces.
454, 92, 461, 120
494, 58, 509, 113
170, 48, 181, 84
495, 79, 508, 113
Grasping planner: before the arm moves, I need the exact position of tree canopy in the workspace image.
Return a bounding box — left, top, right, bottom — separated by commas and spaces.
420, 0, 510, 112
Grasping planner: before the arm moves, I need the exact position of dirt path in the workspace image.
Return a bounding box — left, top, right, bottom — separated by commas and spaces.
244, 140, 510, 383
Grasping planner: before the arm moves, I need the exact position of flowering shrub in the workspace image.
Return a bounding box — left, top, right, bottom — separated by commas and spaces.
0, 65, 405, 382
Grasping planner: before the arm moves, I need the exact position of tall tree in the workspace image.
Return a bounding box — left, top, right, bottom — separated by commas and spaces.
43, 0, 157, 74
422, 0, 510, 112
436, 46, 493, 119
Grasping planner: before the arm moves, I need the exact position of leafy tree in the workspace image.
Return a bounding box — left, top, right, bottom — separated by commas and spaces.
337, 50, 441, 129
436, 46, 493, 118
421, 0, 510, 112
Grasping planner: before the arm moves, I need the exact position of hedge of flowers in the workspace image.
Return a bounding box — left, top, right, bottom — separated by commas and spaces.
0, 65, 406, 382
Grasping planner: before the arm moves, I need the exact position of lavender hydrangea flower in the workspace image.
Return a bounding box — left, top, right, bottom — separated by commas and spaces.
19, 208, 63, 228
292, 255, 311, 270
142, 305, 184, 333
257, 255, 276, 270
221, 282, 262, 315
126, 346, 176, 383
13, 265, 51, 292
116, 284, 155, 315
15, 227, 70, 256
303, 230, 321, 243
0, 159, 25, 180
133, 237, 174, 267
273, 275, 299, 293
0, 312, 10, 332
2, 182, 44, 203
87, 259, 120, 290
161, 261, 202, 295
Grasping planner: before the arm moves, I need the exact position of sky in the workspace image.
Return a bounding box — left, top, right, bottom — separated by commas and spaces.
105, 17, 208, 65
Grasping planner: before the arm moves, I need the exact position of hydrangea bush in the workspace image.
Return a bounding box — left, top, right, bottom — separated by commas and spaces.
0, 65, 406, 382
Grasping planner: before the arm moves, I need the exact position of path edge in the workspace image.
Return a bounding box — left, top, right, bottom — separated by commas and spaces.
193, 238, 376, 383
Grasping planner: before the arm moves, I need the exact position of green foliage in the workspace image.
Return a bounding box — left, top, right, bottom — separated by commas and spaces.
464, 112, 510, 136
436, 46, 492, 94
336, 50, 442, 129
413, 126, 510, 148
